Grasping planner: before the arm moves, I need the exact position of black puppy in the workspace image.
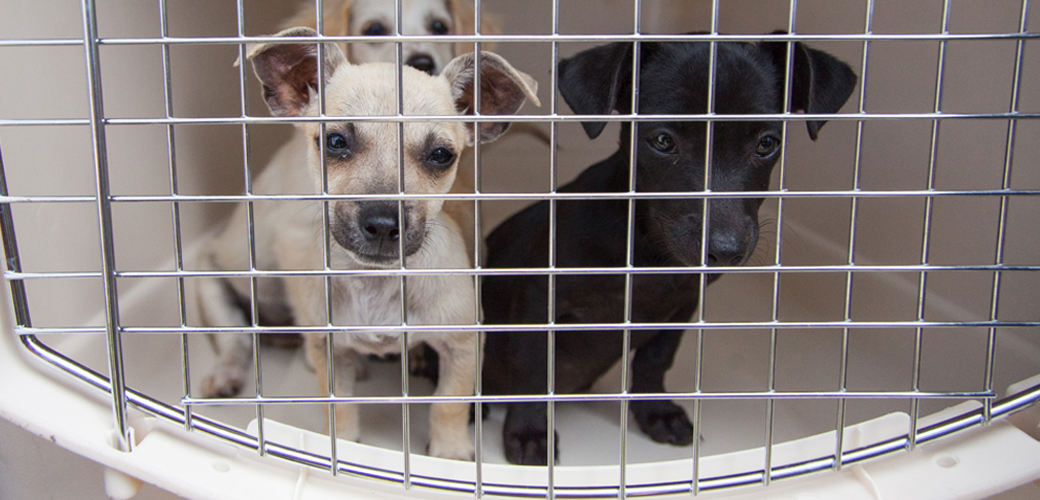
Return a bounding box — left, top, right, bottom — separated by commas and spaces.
481, 38, 857, 465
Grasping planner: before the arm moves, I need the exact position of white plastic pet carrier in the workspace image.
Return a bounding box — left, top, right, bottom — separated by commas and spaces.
1, 1, 1040, 499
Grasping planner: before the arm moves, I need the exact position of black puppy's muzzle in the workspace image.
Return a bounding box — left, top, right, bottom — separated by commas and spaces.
706, 231, 753, 267
703, 197, 759, 268
405, 53, 436, 75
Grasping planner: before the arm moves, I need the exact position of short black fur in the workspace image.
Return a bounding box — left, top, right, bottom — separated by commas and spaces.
481, 38, 857, 465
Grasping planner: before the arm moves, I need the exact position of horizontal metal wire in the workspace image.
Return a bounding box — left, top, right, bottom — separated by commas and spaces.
6, 263, 1040, 283
20, 333, 1040, 498
2, 188, 1040, 207
4, 31, 1040, 49
0, 119, 91, 127
15, 318, 1040, 338
182, 391, 997, 407
3, 111, 1040, 128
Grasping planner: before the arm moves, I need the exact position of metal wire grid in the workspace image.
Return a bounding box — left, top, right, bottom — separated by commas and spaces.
1, 0, 1039, 497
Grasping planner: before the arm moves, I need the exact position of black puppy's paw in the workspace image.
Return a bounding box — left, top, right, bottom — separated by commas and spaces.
504, 426, 558, 465
632, 401, 694, 446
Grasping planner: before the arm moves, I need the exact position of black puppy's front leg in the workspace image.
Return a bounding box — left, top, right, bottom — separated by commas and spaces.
503, 401, 558, 465
629, 330, 694, 446
501, 329, 559, 465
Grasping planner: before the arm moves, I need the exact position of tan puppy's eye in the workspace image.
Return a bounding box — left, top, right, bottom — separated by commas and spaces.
430, 19, 449, 35
325, 133, 352, 157
327, 134, 347, 150
425, 147, 455, 169
363, 22, 388, 36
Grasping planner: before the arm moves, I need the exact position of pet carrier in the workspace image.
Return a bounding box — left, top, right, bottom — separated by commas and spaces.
1, 0, 1040, 499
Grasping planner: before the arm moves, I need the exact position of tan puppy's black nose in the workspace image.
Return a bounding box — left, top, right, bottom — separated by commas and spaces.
406, 54, 436, 74
359, 212, 399, 243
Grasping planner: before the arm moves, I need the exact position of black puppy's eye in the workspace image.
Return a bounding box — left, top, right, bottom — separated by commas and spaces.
755, 136, 781, 157
430, 19, 450, 35
363, 22, 387, 36
426, 147, 455, 167
648, 133, 675, 153
326, 133, 350, 153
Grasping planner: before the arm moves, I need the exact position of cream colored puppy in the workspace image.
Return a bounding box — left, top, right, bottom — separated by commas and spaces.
284, 0, 493, 75
195, 27, 538, 461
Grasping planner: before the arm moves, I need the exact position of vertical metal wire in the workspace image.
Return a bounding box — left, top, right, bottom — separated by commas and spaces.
698, 16, 720, 272
692, 2, 720, 493
618, 2, 643, 497
392, 0, 411, 487
908, 0, 952, 452
80, 0, 133, 454
835, 0, 875, 471
312, 0, 341, 476
158, 0, 193, 433
763, 0, 799, 485
984, 0, 1030, 423
233, 0, 266, 457
545, 2, 559, 495
472, 1, 485, 496
0, 142, 31, 329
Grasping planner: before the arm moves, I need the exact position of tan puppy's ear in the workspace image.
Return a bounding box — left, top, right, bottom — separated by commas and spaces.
247, 27, 347, 117
441, 51, 541, 145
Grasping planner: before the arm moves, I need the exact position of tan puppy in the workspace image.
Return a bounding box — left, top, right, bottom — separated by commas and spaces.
196, 27, 538, 460
285, 0, 543, 252
284, 0, 497, 75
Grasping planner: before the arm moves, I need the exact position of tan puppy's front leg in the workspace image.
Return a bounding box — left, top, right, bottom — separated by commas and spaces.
426, 338, 477, 461
197, 272, 252, 398
306, 333, 360, 442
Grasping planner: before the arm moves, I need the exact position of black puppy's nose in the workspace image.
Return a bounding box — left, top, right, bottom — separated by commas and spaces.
707, 235, 747, 267
359, 213, 399, 243
405, 54, 436, 74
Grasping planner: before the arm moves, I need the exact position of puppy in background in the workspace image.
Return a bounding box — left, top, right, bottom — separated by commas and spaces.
284, 0, 497, 75
481, 37, 857, 465
196, 27, 539, 460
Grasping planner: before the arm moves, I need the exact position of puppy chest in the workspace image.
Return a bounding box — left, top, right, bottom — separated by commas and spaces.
328, 276, 407, 353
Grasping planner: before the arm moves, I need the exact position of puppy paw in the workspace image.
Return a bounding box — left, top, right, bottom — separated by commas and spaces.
200, 369, 245, 398
632, 401, 693, 446
333, 406, 361, 442
427, 438, 475, 461
504, 427, 558, 465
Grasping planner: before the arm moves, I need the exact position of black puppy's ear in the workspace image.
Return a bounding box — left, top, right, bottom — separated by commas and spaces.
557, 42, 634, 139
761, 32, 857, 140
245, 27, 347, 117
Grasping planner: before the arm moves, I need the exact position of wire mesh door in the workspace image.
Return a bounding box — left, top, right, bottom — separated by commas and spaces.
1, 0, 1039, 497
